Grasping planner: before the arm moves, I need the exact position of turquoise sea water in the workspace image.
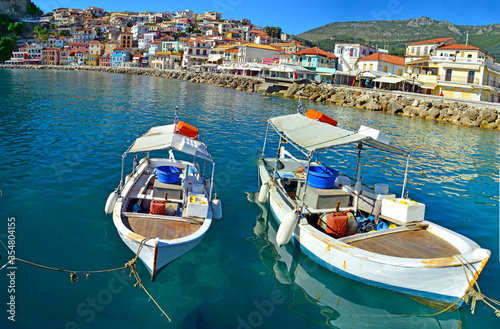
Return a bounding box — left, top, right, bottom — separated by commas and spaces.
0, 69, 499, 328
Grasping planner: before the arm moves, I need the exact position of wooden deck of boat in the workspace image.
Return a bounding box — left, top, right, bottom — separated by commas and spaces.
123, 214, 201, 240
348, 229, 460, 259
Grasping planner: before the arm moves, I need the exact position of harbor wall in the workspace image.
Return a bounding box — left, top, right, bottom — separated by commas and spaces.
2, 64, 499, 129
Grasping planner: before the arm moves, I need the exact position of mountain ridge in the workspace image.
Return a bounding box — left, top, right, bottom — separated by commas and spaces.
297, 17, 500, 59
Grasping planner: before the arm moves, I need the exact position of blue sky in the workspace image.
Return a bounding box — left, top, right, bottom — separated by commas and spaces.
35, 0, 500, 35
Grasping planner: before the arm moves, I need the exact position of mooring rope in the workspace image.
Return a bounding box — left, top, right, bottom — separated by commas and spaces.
355, 253, 500, 318
0, 237, 171, 321
455, 254, 500, 317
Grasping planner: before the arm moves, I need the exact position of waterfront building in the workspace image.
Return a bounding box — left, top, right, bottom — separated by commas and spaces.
84, 54, 100, 66
358, 53, 406, 76
150, 51, 182, 69
74, 51, 86, 65
99, 54, 111, 66
236, 43, 282, 63
405, 38, 454, 64
182, 37, 211, 68
110, 48, 131, 67
42, 48, 60, 65
406, 44, 500, 102
26, 43, 43, 59
59, 50, 75, 65
293, 47, 337, 73
334, 43, 377, 72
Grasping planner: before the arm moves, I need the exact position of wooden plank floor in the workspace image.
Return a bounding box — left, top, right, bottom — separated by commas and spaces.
348, 229, 460, 259
123, 215, 201, 240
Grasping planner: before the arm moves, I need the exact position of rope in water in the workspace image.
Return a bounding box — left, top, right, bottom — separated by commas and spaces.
356, 254, 500, 318
0, 238, 171, 322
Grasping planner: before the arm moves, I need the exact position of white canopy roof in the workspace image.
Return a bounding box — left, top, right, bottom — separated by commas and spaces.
269, 114, 407, 155
127, 124, 214, 162
374, 76, 404, 84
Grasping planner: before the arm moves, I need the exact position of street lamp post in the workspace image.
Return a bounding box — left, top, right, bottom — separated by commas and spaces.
410, 74, 419, 93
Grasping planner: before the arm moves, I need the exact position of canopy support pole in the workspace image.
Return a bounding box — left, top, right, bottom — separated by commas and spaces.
209, 163, 215, 201
401, 154, 411, 198
353, 144, 363, 215
299, 153, 314, 214
261, 122, 270, 158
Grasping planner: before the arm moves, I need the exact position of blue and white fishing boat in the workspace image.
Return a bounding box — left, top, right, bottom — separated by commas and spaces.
105, 117, 222, 280
257, 110, 490, 306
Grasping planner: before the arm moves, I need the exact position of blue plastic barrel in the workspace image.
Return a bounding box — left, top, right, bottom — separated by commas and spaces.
307, 165, 339, 189
156, 166, 182, 184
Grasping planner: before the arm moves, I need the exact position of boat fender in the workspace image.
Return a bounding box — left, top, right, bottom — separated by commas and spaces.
104, 189, 118, 215
258, 182, 270, 203
276, 210, 299, 247
211, 197, 222, 220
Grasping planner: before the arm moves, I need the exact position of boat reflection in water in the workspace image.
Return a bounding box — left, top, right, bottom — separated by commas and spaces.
248, 192, 462, 329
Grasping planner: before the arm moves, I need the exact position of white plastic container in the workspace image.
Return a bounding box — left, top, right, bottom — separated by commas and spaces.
186, 193, 209, 218
381, 198, 425, 223
358, 125, 391, 145
334, 176, 351, 188
374, 183, 389, 195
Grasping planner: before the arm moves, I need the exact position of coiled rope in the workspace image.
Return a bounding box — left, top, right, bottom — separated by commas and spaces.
0, 238, 171, 322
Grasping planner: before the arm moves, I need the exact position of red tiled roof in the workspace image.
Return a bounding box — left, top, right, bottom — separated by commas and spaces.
294, 47, 336, 59
408, 38, 453, 45
437, 44, 482, 51
358, 52, 405, 66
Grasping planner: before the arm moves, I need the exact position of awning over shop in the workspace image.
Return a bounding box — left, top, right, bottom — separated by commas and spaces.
421, 81, 437, 89
374, 76, 404, 84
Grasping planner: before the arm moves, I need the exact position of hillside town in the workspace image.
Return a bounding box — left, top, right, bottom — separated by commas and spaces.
4, 6, 500, 103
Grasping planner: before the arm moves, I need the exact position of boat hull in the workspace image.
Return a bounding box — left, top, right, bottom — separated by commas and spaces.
113, 157, 213, 280
259, 160, 490, 305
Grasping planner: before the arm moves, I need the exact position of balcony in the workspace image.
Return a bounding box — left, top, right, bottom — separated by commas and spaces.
301, 61, 336, 69
431, 56, 485, 65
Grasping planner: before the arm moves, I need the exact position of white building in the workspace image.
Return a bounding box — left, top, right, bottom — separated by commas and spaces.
131, 24, 149, 41
358, 53, 406, 76
182, 38, 211, 68
237, 43, 282, 63
176, 9, 194, 19
334, 43, 377, 72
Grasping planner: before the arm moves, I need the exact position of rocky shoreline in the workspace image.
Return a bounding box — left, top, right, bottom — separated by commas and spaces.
2, 64, 499, 129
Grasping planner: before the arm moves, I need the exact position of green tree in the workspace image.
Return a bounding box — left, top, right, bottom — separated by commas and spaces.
0, 36, 14, 61
263, 26, 282, 39
193, 29, 201, 36
185, 26, 193, 34
26, 3, 43, 16
95, 27, 101, 36
8, 22, 23, 38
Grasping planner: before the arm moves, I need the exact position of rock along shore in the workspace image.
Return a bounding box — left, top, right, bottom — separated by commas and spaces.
2, 64, 499, 130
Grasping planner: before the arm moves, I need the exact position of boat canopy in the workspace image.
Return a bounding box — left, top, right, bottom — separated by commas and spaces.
126, 124, 214, 162
269, 114, 408, 155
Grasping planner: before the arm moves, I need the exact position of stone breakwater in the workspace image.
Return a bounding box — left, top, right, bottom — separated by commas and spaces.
281, 82, 500, 129
2, 64, 499, 129
0, 65, 263, 91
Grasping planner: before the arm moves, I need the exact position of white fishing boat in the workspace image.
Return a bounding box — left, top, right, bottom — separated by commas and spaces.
257, 110, 490, 306
251, 193, 463, 328
105, 119, 222, 280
